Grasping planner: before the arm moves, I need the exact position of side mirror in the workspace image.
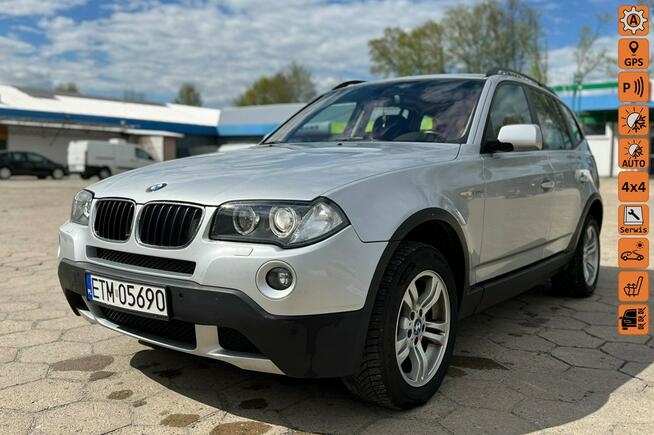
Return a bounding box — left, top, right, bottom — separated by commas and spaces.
496, 124, 543, 152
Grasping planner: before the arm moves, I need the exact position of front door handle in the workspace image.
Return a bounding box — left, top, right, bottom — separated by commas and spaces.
541, 180, 555, 190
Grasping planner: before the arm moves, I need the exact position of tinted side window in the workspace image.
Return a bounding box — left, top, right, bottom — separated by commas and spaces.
11, 152, 26, 162
485, 84, 533, 144
26, 153, 46, 163
558, 103, 583, 146
135, 148, 153, 160
526, 89, 573, 150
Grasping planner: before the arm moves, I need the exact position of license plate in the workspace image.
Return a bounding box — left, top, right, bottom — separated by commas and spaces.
85, 273, 168, 318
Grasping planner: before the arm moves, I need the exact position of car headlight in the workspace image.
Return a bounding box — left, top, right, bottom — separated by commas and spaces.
70, 190, 93, 225
210, 198, 349, 248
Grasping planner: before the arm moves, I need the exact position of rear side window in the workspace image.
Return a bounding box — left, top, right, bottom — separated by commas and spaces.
11, 152, 25, 162
485, 84, 534, 144
558, 103, 583, 146
26, 153, 46, 163
526, 88, 573, 150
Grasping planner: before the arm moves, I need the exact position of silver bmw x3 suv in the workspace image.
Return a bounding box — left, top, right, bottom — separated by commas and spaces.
59, 70, 602, 409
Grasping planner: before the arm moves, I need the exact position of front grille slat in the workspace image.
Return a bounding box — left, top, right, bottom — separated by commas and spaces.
94, 199, 135, 242
167, 207, 182, 247
176, 207, 190, 247
108, 201, 118, 240
99, 306, 196, 348
92, 247, 196, 275
139, 203, 202, 248
116, 201, 126, 241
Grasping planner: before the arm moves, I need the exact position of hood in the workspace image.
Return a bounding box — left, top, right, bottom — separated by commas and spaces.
88, 142, 460, 205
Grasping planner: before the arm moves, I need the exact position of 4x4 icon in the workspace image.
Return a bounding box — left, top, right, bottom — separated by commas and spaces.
59, 69, 602, 409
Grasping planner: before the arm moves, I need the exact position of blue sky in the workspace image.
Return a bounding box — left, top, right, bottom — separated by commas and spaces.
0, 0, 623, 106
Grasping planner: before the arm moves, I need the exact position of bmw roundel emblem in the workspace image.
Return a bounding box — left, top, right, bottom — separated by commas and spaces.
146, 183, 167, 192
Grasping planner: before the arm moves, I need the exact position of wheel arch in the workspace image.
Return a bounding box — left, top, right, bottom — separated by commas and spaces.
566, 193, 603, 254
365, 208, 470, 314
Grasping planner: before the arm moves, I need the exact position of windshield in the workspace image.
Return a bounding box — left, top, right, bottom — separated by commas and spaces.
265, 79, 484, 145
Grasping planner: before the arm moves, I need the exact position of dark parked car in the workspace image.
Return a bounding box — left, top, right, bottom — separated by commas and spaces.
0, 151, 68, 180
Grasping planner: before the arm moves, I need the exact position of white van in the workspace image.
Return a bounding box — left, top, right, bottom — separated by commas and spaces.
67, 140, 156, 179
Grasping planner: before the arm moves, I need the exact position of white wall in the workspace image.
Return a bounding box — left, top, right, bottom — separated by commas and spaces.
133, 135, 165, 161
586, 123, 618, 177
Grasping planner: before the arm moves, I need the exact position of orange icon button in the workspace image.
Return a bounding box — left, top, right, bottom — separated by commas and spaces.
618, 105, 649, 136
619, 271, 649, 302
618, 138, 649, 169
619, 5, 649, 36
618, 304, 648, 335
618, 38, 649, 69
618, 171, 649, 202
618, 71, 650, 102
618, 237, 649, 269
618, 204, 649, 235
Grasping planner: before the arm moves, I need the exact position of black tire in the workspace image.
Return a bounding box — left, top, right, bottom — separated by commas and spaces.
342, 242, 458, 409
98, 167, 111, 180
0, 167, 11, 180
551, 217, 600, 298
52, 168, 64, 180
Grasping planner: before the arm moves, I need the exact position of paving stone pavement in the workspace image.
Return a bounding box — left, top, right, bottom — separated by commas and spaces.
0, 177, 652, 435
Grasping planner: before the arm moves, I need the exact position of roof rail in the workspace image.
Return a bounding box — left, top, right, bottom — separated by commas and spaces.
485, 68, 555, 93
331, 80, 365, 91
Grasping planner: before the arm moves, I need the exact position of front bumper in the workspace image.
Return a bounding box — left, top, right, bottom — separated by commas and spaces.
58, 259, 372, 378
59, 219, 386, 316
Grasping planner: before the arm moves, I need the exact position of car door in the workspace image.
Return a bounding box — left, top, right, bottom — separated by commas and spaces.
11, 152, 29, 175
525, 89, 585, 257
477, 82, 555, 282
26, 153, 49, 177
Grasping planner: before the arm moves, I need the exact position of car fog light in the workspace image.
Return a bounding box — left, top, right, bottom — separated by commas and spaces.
266, 267, 294, 290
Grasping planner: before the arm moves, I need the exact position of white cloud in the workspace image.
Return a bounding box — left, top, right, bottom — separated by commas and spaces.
547, 35, 616, 86
0, 0, 86, 17
0, 0, 616, 106
1, 0, 466, 105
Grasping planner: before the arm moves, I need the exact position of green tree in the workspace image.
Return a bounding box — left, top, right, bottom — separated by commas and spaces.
122, 89, 147, 103
55, 82, 79, 94
368, 21, 446, 77
444, 0, 546, 80
173, 83, 203, 106
234, 62, 317, 106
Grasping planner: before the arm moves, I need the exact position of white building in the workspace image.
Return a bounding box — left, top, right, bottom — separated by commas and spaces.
0, 82, 637, 178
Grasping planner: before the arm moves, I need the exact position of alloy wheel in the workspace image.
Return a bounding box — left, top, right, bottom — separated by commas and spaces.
582, 225, 599, 286
394, 270, 450, 387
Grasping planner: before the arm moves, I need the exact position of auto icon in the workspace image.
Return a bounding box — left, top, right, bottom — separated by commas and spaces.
621, 250, 645, 261
620, 309, 639, 330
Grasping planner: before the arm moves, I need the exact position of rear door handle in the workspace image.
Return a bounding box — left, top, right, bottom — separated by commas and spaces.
541, 180, 555, 190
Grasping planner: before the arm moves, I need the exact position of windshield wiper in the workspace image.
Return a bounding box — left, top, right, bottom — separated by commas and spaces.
331, 137, 369, 143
